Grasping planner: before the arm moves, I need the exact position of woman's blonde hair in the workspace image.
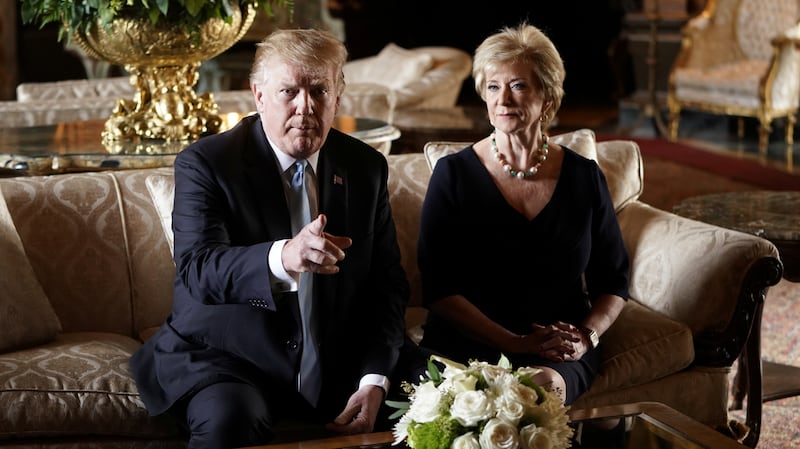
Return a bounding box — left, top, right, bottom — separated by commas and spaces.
250, 28, 348, 96
473, 22, 565, 128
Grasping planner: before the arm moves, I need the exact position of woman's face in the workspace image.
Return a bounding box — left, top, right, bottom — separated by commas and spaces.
483, 61, 548, 135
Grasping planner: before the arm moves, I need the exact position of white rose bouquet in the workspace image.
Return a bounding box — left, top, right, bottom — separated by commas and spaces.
387, 355, 574, 449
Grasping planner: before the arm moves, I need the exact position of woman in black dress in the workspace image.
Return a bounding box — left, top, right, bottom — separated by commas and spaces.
417, 22, 630, 406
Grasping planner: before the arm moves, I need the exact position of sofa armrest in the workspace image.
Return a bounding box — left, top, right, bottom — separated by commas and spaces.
617, 201, 782, 366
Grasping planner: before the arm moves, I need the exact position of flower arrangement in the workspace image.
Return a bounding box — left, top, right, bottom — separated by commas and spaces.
388, 355, 574, 449
20, 0, 293, 42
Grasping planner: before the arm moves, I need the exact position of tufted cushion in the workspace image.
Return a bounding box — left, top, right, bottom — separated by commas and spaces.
591, 300, 694, 391
145, 173, 176, 257
0, 191, 61, 353
0, 332, 180, 440
344, 43, 435, 90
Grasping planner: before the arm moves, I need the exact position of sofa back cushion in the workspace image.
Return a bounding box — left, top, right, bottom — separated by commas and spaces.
0, 169, 174, 337
0, 191, 61, 352
386, 153, 432, 310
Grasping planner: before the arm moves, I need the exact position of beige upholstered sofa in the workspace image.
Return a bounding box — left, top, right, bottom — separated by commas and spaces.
0, 130, 780, 448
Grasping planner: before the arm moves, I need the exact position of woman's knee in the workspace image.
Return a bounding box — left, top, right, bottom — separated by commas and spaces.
533, 367, 567, 402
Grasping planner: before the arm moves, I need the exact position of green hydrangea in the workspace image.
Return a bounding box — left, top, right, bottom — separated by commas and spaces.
407, 414, 465, 449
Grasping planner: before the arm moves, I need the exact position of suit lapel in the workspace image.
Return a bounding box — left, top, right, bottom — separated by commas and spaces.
242, 121, 292, 240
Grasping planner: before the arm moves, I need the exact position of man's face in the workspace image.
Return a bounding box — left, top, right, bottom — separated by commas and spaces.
253, 58, 340, 159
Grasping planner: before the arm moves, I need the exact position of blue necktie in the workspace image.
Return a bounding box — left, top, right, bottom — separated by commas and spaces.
288, 161, 321, 406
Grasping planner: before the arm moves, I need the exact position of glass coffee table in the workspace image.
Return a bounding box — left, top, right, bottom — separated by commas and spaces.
240, 402, 747, 449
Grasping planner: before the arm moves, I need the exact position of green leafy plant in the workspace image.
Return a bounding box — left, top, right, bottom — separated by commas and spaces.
20, 0, 293, 42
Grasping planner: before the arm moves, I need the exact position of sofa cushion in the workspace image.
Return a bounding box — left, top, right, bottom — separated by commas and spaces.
0, 332, 180, 440
0, 191, 61, 353
146, 173, 176, 257
386, 153, 432, 309
344, 43, 435, 90
594, 139, 643, 212
591, 299, 695, 392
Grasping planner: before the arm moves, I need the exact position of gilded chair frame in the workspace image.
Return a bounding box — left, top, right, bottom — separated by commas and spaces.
666, 0, 800, 156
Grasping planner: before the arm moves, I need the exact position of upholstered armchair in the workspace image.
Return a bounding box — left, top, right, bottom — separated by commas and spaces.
667, 0, 800, 155
339, 44, 472, 124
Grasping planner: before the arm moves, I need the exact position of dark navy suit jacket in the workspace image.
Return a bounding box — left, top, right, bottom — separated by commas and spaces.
130, 115, 409, 418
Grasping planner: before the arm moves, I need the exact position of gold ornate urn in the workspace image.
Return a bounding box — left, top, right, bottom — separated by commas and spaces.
72, 5, 256, 143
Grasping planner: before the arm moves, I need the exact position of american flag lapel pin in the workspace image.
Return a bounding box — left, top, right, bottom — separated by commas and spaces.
333, 174, 343, 186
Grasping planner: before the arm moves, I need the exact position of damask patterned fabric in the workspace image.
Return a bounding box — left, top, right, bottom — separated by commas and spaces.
0, 333, 180, 441
0, 191, 61, 353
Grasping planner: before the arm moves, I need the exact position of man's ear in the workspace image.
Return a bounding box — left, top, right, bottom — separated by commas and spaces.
252, 83, 264, 112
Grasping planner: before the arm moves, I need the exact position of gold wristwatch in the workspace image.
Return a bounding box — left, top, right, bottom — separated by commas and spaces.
580, 326, 600, 349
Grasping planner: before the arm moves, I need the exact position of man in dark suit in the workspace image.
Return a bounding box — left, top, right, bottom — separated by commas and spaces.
130, 28, 417, 448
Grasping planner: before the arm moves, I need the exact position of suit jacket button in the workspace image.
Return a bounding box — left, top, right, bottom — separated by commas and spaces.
287, 340, 299, 350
